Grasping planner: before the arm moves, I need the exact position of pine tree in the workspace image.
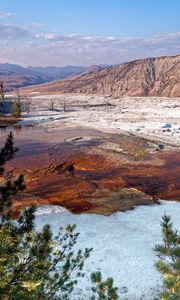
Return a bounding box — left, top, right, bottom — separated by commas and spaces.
0, 132, 15, 174
154, 214, 180, 300
90, 272, 119, 300
0, 214, 92, 299
0, 132, 24, 215
11, 99, 21, 118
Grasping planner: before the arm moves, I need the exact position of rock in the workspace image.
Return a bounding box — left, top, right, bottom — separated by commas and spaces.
162, 123, 172, 129
158, 144, 165, 150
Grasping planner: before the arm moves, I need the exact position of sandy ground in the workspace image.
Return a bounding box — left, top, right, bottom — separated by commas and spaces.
15, 94, 180, 147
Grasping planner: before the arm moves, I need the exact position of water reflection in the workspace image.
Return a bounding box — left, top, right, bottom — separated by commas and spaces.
0, 124, 35, 134
0, 126, 7, 132
0, 123, 102, 150
14, 125, 22, 134
0, 124, 41, 148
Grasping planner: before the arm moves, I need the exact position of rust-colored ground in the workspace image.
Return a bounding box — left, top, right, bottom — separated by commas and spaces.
2, 138, 179, 216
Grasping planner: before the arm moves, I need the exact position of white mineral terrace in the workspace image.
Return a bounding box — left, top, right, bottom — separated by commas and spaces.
35, 201, 180, 299
15, 94, 180, 147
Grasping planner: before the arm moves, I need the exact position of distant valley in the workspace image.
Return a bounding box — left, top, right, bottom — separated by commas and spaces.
0, 63, 108, 91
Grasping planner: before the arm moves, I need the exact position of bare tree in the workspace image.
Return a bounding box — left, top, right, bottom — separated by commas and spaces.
63, 98, 68, 112
49, 100, 55, 111
16, 89, 22, 107
24, 97, 32, 114
15, 90, 32, 114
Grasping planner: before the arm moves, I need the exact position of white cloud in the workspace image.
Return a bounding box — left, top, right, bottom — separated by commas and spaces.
0, 23, 31, 39
0, 11, 15, 19
34, 33, 66, 41
0, 20, 179, 66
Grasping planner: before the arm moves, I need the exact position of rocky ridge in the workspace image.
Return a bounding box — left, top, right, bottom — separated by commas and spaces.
25, 54, 180, 97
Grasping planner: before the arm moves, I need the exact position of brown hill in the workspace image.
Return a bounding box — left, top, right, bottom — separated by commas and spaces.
0, 63, 108, 91
24, 54, 180, 97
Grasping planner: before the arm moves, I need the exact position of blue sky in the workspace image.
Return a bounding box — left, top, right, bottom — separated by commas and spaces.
0, 0, 180, 66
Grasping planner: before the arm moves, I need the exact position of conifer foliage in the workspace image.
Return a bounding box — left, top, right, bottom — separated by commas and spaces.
0, 132, 24, 215
90, 272, 118, 300
154, 214, 180, 300
11, 99, 21, 118
0, 212, 92, 299
0, 132, 15, 174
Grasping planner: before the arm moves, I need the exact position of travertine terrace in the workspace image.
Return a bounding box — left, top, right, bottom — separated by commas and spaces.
18, 93, 180, 147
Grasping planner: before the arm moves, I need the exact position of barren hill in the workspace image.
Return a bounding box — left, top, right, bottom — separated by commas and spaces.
24, 54, 180, 97
0, 63, 107, 91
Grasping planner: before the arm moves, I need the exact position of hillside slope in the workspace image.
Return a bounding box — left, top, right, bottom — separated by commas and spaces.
0, 63, 49, 91
0, 63, 107, 91
25, 54, 180, 97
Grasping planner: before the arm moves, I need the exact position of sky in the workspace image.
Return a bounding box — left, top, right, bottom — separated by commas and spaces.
0, 0, 180, 67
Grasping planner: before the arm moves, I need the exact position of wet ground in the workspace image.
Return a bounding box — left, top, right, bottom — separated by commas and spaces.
0, 124, 179, 216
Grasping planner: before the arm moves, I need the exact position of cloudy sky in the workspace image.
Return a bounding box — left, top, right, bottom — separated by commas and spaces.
0, 0, 180, 67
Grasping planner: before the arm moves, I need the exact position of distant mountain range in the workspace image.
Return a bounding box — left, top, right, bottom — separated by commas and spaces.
0, 63, 108, 91
23, 54, 180, 97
